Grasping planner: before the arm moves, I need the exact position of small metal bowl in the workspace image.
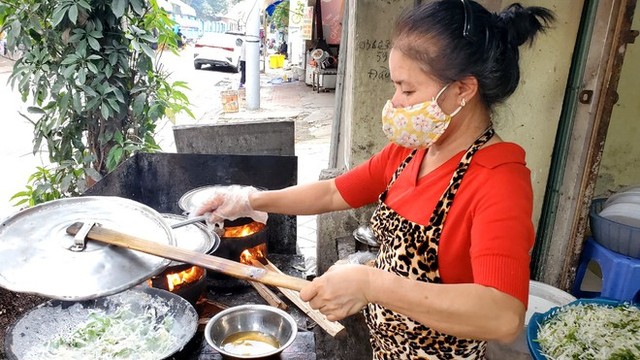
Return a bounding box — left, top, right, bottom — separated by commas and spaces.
204, 304, 297, 359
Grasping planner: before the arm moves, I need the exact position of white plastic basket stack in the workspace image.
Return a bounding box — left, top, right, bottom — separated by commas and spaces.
590, 185, 640, 258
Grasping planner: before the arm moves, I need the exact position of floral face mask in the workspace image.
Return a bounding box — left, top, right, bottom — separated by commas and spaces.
381, 84, 464, 149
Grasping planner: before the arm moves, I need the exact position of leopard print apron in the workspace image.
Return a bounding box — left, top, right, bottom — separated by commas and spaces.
364, 127, 495, 360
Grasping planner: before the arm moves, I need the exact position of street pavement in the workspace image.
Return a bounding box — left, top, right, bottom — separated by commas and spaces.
0, 49, 335, 265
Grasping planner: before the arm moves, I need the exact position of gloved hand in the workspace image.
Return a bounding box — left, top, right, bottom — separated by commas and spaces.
192, 185, 268, 225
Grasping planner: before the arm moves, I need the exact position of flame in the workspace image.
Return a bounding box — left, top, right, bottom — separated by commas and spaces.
239, 245, 266, 265
224, 222, 265, 238
165, 266, 205, 291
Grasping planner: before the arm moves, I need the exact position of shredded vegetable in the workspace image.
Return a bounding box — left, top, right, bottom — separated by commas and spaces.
536, 302, 640, 360
23, 302, 176, 360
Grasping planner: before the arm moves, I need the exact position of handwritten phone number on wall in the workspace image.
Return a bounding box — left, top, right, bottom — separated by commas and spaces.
357, 39, 392, 52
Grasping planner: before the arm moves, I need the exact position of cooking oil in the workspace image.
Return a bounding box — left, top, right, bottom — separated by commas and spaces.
221, 331, 280, 356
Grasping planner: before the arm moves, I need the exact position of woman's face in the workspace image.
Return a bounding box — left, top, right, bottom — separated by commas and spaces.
388, 48, 447, 108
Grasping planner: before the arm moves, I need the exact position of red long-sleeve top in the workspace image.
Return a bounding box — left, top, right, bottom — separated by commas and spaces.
335, 142, 534, 306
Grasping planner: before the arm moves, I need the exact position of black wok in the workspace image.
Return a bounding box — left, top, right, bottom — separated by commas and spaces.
4, 286, 198, 360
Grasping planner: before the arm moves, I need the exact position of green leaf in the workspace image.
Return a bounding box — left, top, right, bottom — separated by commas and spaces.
51, 6, 67, 27
78, 0, 92, 10
73, 93, 83, 113
106, 98, 119, 112
123, 144, 138, 152
63, 64, 77, 78
61, 56, 78, 65
148, 103, 162, 120
114, 131, 124, 143
88, 37, 101, 51
100, 103, 110, 119
69, 32, 84, 43
77, 68, 86, 85
112, 87, 124, 103
104, 65, 113, 79
108, 52, 118, 65
86, 62, 98, 74
33, 135, 43, 154
106, 146, 123, 170
59, 93, 71, 110
60, 174, 72, 193
111, 0, 127, 18
13, 199, 29, 207
68, 5, 78, 24
183, 108, 196, 119
10, 191, 30, 201
140, 33, 156, 43
85, 167, 102, 182
172, 81, 190, 89
27, 106, 46, 115
140, 43, 155, 59
133, 93, 145, 116
130, 0, 144, 15
86, 97, 100, 110
81, 85, 97, 97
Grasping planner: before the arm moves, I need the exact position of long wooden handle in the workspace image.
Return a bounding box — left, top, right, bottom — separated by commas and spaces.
251, 259, 346, 337
248, 281, 289, 310
66, 222, 310, 292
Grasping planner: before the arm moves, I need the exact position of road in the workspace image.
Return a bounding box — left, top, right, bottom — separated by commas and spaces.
0, 48, 252, 219
154, 46, 245, 151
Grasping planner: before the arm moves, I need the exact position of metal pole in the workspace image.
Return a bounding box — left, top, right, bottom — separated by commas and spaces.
246, 0, 261, 110
262, 11, 268, 73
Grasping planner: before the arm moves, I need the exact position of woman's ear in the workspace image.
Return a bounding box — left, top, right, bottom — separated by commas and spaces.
455, 76, 479, 103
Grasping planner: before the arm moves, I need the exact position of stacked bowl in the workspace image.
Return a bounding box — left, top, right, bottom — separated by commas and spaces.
590, 185, 640, 258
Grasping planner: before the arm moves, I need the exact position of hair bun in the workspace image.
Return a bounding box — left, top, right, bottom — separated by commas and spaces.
496, 3, 555, 48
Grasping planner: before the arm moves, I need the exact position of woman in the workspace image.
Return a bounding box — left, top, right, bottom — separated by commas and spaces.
195, 1, 554, 358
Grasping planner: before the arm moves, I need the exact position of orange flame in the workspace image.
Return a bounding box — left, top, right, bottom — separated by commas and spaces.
224, 222, 265, 238
239, 245, 266, 265
165, 266, 205, 291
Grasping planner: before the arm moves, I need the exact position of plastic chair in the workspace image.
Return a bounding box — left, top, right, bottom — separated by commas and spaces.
572, 237, 640, 302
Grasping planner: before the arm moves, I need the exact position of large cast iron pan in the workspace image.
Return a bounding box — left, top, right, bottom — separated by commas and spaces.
4, 286, 198, 360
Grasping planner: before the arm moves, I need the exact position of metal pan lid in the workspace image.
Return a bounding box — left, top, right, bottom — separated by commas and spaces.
162, 213, 220, 267
0, 196, 175, 301
178, 185, 226, 214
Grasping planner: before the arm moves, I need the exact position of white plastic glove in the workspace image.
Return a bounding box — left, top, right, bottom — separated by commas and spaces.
192, 185, 268, 224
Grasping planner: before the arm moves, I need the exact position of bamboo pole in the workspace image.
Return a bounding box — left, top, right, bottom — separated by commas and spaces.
65, 222, 310, 291
248, 280, 288, 310
250, 259, 346, 337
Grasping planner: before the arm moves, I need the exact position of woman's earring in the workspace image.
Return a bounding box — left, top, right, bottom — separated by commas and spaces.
461, 98, 467, 107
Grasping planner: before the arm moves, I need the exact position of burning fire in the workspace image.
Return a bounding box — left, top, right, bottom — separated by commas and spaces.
224, 222, 265, 238
151, 266, 205, 292
240, 245, 267, 265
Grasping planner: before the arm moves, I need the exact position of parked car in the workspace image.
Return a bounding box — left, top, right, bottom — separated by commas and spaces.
193, 32, 244, 72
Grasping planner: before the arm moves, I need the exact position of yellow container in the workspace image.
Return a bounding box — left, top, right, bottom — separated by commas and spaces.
220, 90, 239, 113
269, 54, 285, 69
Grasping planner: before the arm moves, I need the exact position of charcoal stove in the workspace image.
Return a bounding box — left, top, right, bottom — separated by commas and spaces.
216, 218, 268, 262
148, 264, 207, 305
79, 153, 318, 358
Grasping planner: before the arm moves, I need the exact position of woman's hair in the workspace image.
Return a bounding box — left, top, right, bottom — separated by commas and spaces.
392, 0, 555, 109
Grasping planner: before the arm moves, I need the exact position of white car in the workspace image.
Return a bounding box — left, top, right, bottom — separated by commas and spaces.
193, 32, 244, 72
